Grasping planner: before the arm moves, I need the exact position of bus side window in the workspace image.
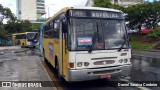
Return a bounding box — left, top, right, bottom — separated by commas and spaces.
53, 19, 60, 38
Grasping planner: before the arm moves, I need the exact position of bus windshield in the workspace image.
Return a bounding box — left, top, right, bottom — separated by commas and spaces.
26, 33, 38, 41
68, 18, 128, 51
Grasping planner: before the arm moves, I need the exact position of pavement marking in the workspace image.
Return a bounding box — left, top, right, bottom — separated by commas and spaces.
120, 79, 151, 90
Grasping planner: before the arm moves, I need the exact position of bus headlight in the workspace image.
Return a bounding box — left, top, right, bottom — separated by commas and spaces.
27, 42, 31, 45
84, 62, 89, 67
36, 42, 39, 45
124, 59, 128, 63
77, 62, 83, 67
118, 59, 123, 63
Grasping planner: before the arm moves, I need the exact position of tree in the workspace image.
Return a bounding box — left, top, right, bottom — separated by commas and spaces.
93, 0, 160, 30
94, 0, 112, 8
125, 1, 160, 30
5, 20, 33, 33
0, 4, 16, 38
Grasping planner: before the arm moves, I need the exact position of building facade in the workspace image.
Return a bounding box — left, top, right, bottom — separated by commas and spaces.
17, 0, 45, 22
85, 0, 144, 7
110, 0, 144, 7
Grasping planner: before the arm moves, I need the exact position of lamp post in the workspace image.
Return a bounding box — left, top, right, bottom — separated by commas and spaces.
45, 4, 55, 19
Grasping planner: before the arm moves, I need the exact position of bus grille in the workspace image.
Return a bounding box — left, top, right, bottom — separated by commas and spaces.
94, 60, 115, 65
92, 69, 121, 75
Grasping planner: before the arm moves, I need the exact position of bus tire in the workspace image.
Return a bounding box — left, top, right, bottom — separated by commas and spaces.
21, 43, 25, 48
55, 56, 62, 79
33, 46, 36, 49
55, 56, 59, 71
43, 48, 48, 63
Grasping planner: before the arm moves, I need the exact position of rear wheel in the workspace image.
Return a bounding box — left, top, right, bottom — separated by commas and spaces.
21, 43, 25, 48
55, 56, 59, 72
33, 46, 36, 49
55, 56, 62, 78
43, 49, 48, 63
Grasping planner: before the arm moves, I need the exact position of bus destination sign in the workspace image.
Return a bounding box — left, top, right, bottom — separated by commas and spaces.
91, 11, 120, 18
70, 10, 123, 19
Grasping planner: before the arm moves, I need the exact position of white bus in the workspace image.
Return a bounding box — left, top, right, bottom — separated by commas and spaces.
41, 7, 132, 81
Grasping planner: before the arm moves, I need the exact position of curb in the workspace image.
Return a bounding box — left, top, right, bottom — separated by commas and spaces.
132, 54, 160, 61
13, 49, 29, 53
0, 46, 21, 50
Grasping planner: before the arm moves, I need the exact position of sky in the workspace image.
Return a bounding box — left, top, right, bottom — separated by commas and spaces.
0, 0, 156, 18
0, 0, 87, 18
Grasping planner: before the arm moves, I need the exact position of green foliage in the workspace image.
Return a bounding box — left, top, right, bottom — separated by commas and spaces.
130, 41, 154, 50
125, 2, 160, 30
0, 4, 36, 41
0, 4, 17, 38
94, 0, 112, 8
93, 1, 160, 30
32, 23, 41, 31
145, 28, 160, 39
129, 34, 158, 50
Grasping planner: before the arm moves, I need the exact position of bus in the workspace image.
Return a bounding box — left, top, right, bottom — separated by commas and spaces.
12, 32, 39, 48
40, 7, 132, 81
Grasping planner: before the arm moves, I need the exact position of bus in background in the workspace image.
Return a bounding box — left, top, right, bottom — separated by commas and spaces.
41, 7, 131, 81
12, 32, 39, 48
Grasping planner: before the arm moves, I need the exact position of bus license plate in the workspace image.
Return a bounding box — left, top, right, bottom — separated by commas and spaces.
100, 74, 111, 79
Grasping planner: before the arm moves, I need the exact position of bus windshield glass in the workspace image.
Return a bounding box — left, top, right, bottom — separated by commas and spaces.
68, 18, 128, 51
26, 33, 38, 41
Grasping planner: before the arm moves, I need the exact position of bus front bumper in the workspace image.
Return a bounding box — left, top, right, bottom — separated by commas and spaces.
68, 64, 131, 81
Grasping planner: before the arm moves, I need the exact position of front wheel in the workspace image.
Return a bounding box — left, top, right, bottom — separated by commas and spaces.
43, 49, 48, 63
21, 43, 25, 48
55, 57, 59, 72
33, 46, 36, 48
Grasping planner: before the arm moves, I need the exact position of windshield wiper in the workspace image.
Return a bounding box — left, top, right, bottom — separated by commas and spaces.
118, 35, 126, 51
88, 23, 99, 53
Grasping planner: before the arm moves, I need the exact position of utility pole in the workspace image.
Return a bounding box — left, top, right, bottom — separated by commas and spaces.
48, 7, 50, 18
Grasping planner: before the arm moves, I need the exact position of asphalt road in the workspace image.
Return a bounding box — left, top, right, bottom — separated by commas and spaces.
0, 48, 160, 90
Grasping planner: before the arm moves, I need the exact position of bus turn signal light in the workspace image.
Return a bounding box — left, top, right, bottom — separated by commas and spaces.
69, 63, 74, 68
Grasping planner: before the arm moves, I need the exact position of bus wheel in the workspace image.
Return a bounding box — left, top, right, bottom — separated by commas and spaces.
55, 56, 59, 71
43, 49, 48, 63
33, 46, 36, 48
55, 56, 62, 79
21, 43, 25, 48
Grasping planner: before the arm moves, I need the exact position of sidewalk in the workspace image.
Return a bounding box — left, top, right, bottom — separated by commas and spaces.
0, 46, 21, 50
0, 53, 57, 90
132, 49, 160, 60
0, 46, 29, 54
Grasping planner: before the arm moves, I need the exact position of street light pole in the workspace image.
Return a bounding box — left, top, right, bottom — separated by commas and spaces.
45, 4, 55, 19
48, 7, 50, 18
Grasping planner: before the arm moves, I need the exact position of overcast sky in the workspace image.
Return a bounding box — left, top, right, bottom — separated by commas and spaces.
0, 0, 155, 17
0, 0, 87, 17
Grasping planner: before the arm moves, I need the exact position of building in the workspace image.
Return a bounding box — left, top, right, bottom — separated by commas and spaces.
16, 0, 45, 23
110, 0, 144, 7
85, 0, 144, 7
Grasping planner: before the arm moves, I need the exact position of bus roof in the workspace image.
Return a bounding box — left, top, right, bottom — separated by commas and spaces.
43, 6, 122, 25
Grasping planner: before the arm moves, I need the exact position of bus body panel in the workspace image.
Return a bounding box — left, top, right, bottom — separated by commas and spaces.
12, 32, 38, 47
75, 50, 131, 69
20, 39, 26, 46
62, 40, 69, 80
66, 49, 131, 81
43, 39, 70, 80
43, 38, 60, 68
68, 64, 131, 81
41, 6, 132, 82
